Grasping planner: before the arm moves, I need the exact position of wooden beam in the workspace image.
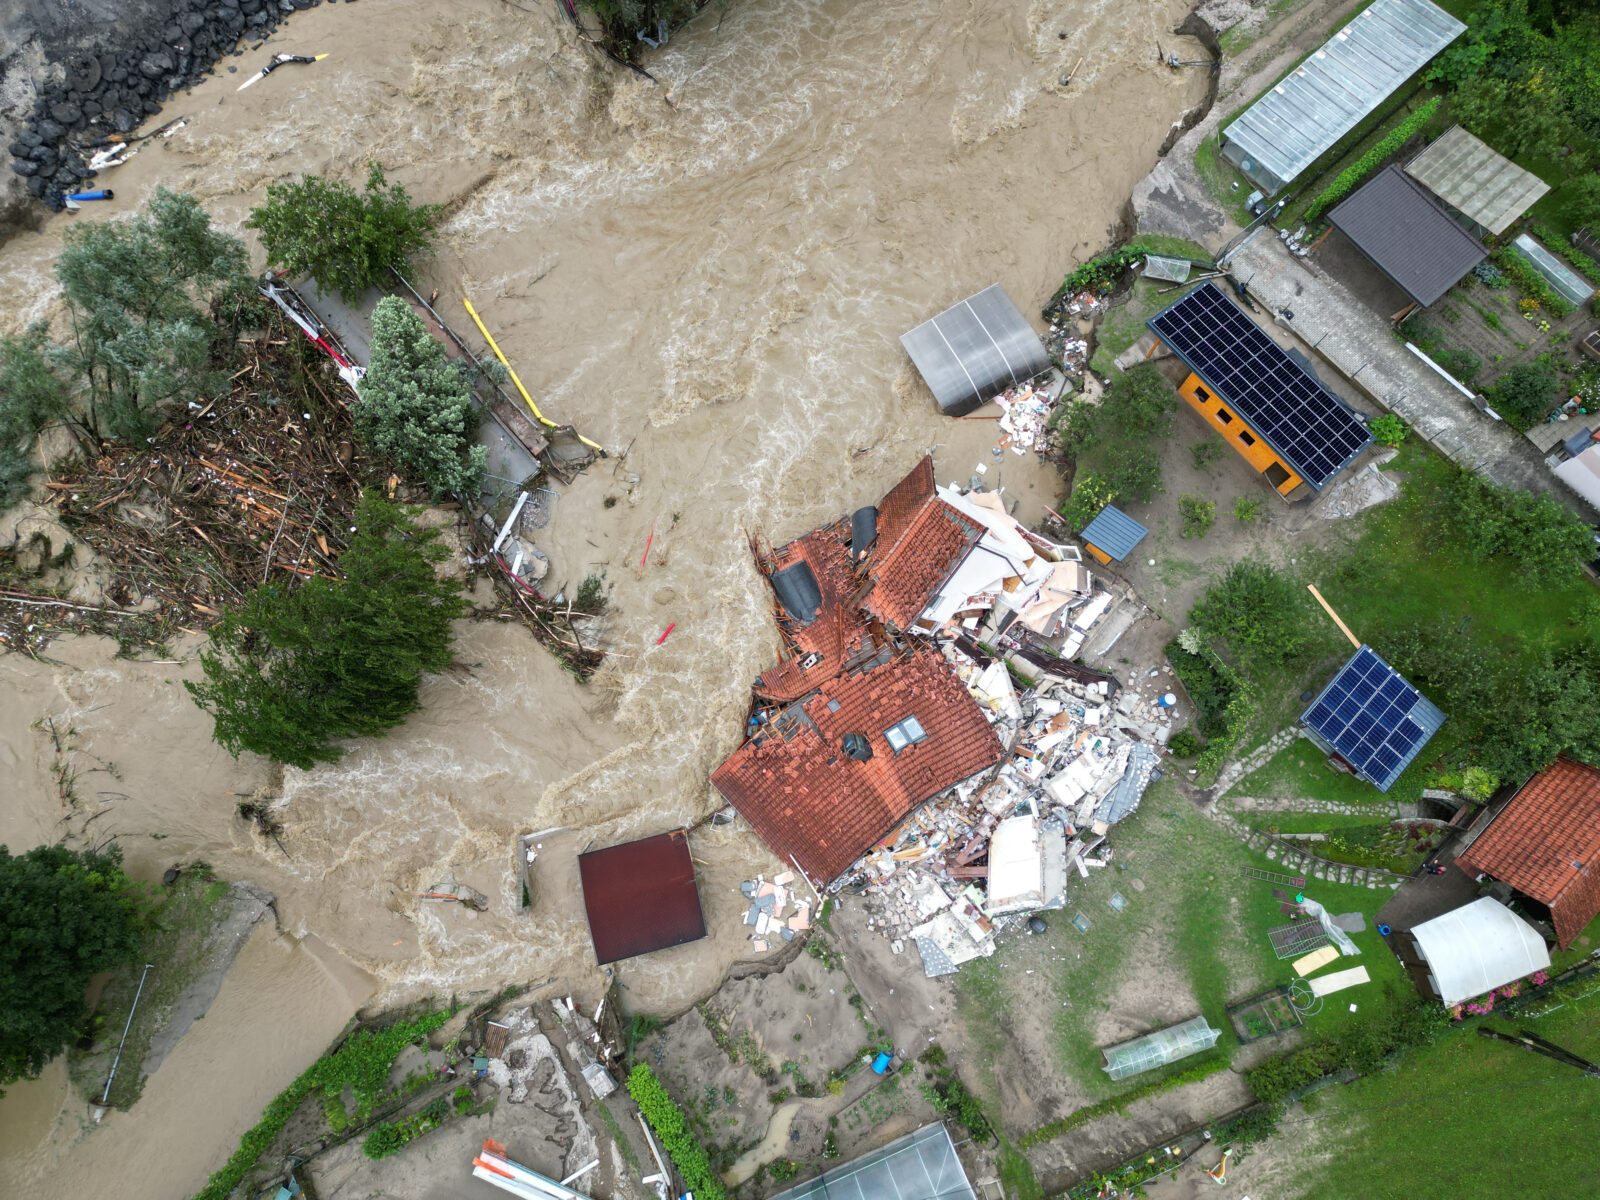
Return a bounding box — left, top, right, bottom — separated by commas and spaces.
1309, 225, 1335, 253
1307, 584, 1361, 649
1391, 300, 1419, 324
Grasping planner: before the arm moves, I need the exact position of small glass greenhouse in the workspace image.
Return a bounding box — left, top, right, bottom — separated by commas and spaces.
1101, 1015, 1221, 1081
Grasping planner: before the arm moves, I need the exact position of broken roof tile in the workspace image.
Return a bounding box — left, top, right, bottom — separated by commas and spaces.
863, 499, 983, 629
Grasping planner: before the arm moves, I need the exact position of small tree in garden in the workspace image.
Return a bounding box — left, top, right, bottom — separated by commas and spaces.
1189, 561, 1313, 668
1178, 495, 1215, 539
1060, 470, 1118, 531
356, 296, 485, 498
187, 491, 467, 769
1368, 415, 1407, 446
246, 164, 440, 302
1486, 361, 1559, 430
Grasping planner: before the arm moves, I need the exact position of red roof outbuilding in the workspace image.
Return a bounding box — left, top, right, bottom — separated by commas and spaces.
1456, 758, 1600, 949
578, 831, 708, 964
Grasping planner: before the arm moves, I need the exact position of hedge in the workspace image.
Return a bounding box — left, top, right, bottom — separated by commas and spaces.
1244, 999, 1447, 1110
628, 1063, 726, 1200
190, 1008, 452, 1200
1020, 1055, 1229, 1147
1306, 98, 1440, 221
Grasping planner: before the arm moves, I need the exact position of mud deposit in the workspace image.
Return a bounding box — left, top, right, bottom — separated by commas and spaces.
0, 1, 1208, 1196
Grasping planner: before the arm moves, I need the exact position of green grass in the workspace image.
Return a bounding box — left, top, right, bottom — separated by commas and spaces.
997, 1139, 1044, 1200
960, 778, 1408, 1136
1288, 988, 1600, 1199
1192, 135, 1252, 222
1236, 808, 1392, 835
1233, 742, 1401, 808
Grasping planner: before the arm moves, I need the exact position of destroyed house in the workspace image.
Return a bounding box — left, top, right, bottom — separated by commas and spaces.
1148, 282, 1373, 497
712, 643, 1003, 884
1455, 758, 1600, 949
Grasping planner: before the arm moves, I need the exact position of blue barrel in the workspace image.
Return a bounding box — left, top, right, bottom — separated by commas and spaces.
67, 189, 114, 202
871, 1052, 892, 1074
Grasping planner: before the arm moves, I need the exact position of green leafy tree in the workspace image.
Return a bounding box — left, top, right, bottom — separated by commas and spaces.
1486, 361, 1559, 429
186, 491, 468, 769
1059, 469, 1118, 531
356, 296, 485, 498
1053, 363, 1176, 504
1446, 471, 1593, 584
0, 844, 141, 1087
54, 188, 250, 443
0, 324, 74, 505
246, 164, 440, 303
1189, 562, 1313, 667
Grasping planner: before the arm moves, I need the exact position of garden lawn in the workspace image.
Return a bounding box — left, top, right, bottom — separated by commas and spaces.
1287, 986, 1600, 1200
963, 779, 1408, 1132
1231, 741, 1403, 810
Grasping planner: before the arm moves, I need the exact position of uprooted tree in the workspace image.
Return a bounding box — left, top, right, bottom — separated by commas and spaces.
356, 296, 486, 499
0, 843, 141, 1088
53, 187, 253, 444
246, 163, 440, 303
186, 491, 467, 769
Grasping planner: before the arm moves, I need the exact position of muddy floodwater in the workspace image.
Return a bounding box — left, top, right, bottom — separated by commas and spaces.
0, 1, 1208, 1195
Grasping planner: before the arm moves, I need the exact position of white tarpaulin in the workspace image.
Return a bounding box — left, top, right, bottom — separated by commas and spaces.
1410, 896, 1550, 1007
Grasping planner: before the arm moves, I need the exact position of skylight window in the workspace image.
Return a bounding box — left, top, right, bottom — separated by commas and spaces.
884, 715, 927, 753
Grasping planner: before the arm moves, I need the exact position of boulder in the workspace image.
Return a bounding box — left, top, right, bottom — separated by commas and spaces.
140, 53, 175, 79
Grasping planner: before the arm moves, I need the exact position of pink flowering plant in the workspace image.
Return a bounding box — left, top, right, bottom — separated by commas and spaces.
1447, 969, 1551, 1020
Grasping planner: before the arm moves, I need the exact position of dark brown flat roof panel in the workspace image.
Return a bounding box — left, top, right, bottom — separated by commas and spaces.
578, 830, 707, 965
1328, 164, 1487, 307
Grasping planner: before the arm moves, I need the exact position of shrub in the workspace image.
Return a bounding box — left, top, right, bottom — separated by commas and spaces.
1368, 414, 1407, 446
357, 296, 486, 498
246, 163, 440, 303
1485, 361, 1559, 430
574, 570, 608, 614
1445, 470, 1594, 585
1188, 562, 1312, 667
1053, 364, 1176, 506
1060, 470, 1119, 532
0, 324, 73, 505
1246, 1000, 1446, 1111
1306, 98, 1440, 221
628, 1064, 726, 1200
1165, 642, 1236, 738
1178, 495, 1215, 539
1191, 441, 1226, 470
1167, 727, 1204, 757
1233, 496, 1262, 522
1431, 346, 1482, 385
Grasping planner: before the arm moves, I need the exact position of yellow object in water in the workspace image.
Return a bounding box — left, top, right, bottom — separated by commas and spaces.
462, 298, 604, 454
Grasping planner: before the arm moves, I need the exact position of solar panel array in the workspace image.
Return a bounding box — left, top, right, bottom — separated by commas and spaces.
1301, 646, 1445, 792
1149, 283, 1372, 488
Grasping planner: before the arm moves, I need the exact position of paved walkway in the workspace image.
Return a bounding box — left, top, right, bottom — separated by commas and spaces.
1224, 233, 1591, 513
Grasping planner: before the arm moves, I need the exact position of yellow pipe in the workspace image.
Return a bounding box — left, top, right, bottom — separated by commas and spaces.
461, 298, 605, 454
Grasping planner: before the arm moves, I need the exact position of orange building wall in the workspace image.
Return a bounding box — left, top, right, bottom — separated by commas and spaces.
1176, 372, 1303, 496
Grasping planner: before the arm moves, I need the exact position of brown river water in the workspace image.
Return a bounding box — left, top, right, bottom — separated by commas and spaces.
0, 0, 1206, 1194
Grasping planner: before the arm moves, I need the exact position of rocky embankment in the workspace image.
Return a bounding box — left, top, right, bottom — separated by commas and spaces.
0, 0, 328, 230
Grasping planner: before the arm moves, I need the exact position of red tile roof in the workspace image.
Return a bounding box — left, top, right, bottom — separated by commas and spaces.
1456, 758, 1600, 948
755, 520, 871, 701
712, 647, 1003, 883
875, 455, 936, 554
862, 498, 983, 630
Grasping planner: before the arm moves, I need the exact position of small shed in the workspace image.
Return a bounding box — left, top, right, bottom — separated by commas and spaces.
1220, 0, 1465, 193
577, 830, 707, 965
1078, 505, 1148, 565
1404, 125, 1550, 237
1327, 166, 1487, 308
771, 1122, 976, 1200
1101, 1015, 1221, 1080
900, 285, 1051, 416
1404, 897, 1550, 1006
1301, 645, 1445, 793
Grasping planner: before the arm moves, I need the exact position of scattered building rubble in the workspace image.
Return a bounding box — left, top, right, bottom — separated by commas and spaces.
738, 871, 813, 954
1045, 290, 1102, 377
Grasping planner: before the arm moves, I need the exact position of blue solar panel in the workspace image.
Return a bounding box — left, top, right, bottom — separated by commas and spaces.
1300, 646, 1445, 792
1148, 283, 1373, 489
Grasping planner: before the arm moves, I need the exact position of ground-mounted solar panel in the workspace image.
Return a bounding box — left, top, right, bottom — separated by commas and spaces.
1301, 646, 1445, 792
1148, 283, 1373, 489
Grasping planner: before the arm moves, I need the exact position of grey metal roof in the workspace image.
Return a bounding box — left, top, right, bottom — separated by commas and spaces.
901, 285, 1052, 416
771, 1123, 975, 1200
1328, 165, 1486, 307
1078, 505, 1147, 561
1095, 743, 1159, 826
1221, 0, 1464, 189
1404, 125, 1550, 236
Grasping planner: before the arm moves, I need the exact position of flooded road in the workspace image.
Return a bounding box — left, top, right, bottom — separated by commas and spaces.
0, 1, 1208, 1195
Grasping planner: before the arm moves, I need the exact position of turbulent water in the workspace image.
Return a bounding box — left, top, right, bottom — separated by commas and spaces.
0, 1, 1207, 1195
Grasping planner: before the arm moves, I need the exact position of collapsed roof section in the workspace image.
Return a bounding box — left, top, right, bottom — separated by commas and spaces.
712, 646, 1004, 884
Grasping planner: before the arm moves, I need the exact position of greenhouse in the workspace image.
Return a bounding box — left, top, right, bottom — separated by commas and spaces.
1101, 1015, 1221, 1081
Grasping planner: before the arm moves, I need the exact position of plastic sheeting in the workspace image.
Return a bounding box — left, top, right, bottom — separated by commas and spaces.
1410, 897, 1551, 1007
1101, 1015, 1221, 1080
771, 1122, 977, 1200
900, 285, 1051, 416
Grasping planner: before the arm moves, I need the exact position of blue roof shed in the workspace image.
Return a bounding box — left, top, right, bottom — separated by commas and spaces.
1301, 645, 1445, 792
1079, 505, 1148, 564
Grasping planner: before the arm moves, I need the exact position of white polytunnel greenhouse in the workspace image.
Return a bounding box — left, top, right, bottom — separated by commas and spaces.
1101, 1015, 1222, 1081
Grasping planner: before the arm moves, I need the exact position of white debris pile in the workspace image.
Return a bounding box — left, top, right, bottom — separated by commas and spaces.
738, 871, 812, 954
835, 641, 1168, 978
995, 384, 1057, 454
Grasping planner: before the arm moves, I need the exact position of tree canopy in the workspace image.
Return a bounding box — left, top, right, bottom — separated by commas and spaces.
186, 491, 467, 769
355, 296, 485, 498
1052, 362, 1177, 518
54, 188, 251, 443
1189, 562, 1315, 669
0, 324, 73, 505
0, 843, 141, 1087
245, 164, 439, 303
